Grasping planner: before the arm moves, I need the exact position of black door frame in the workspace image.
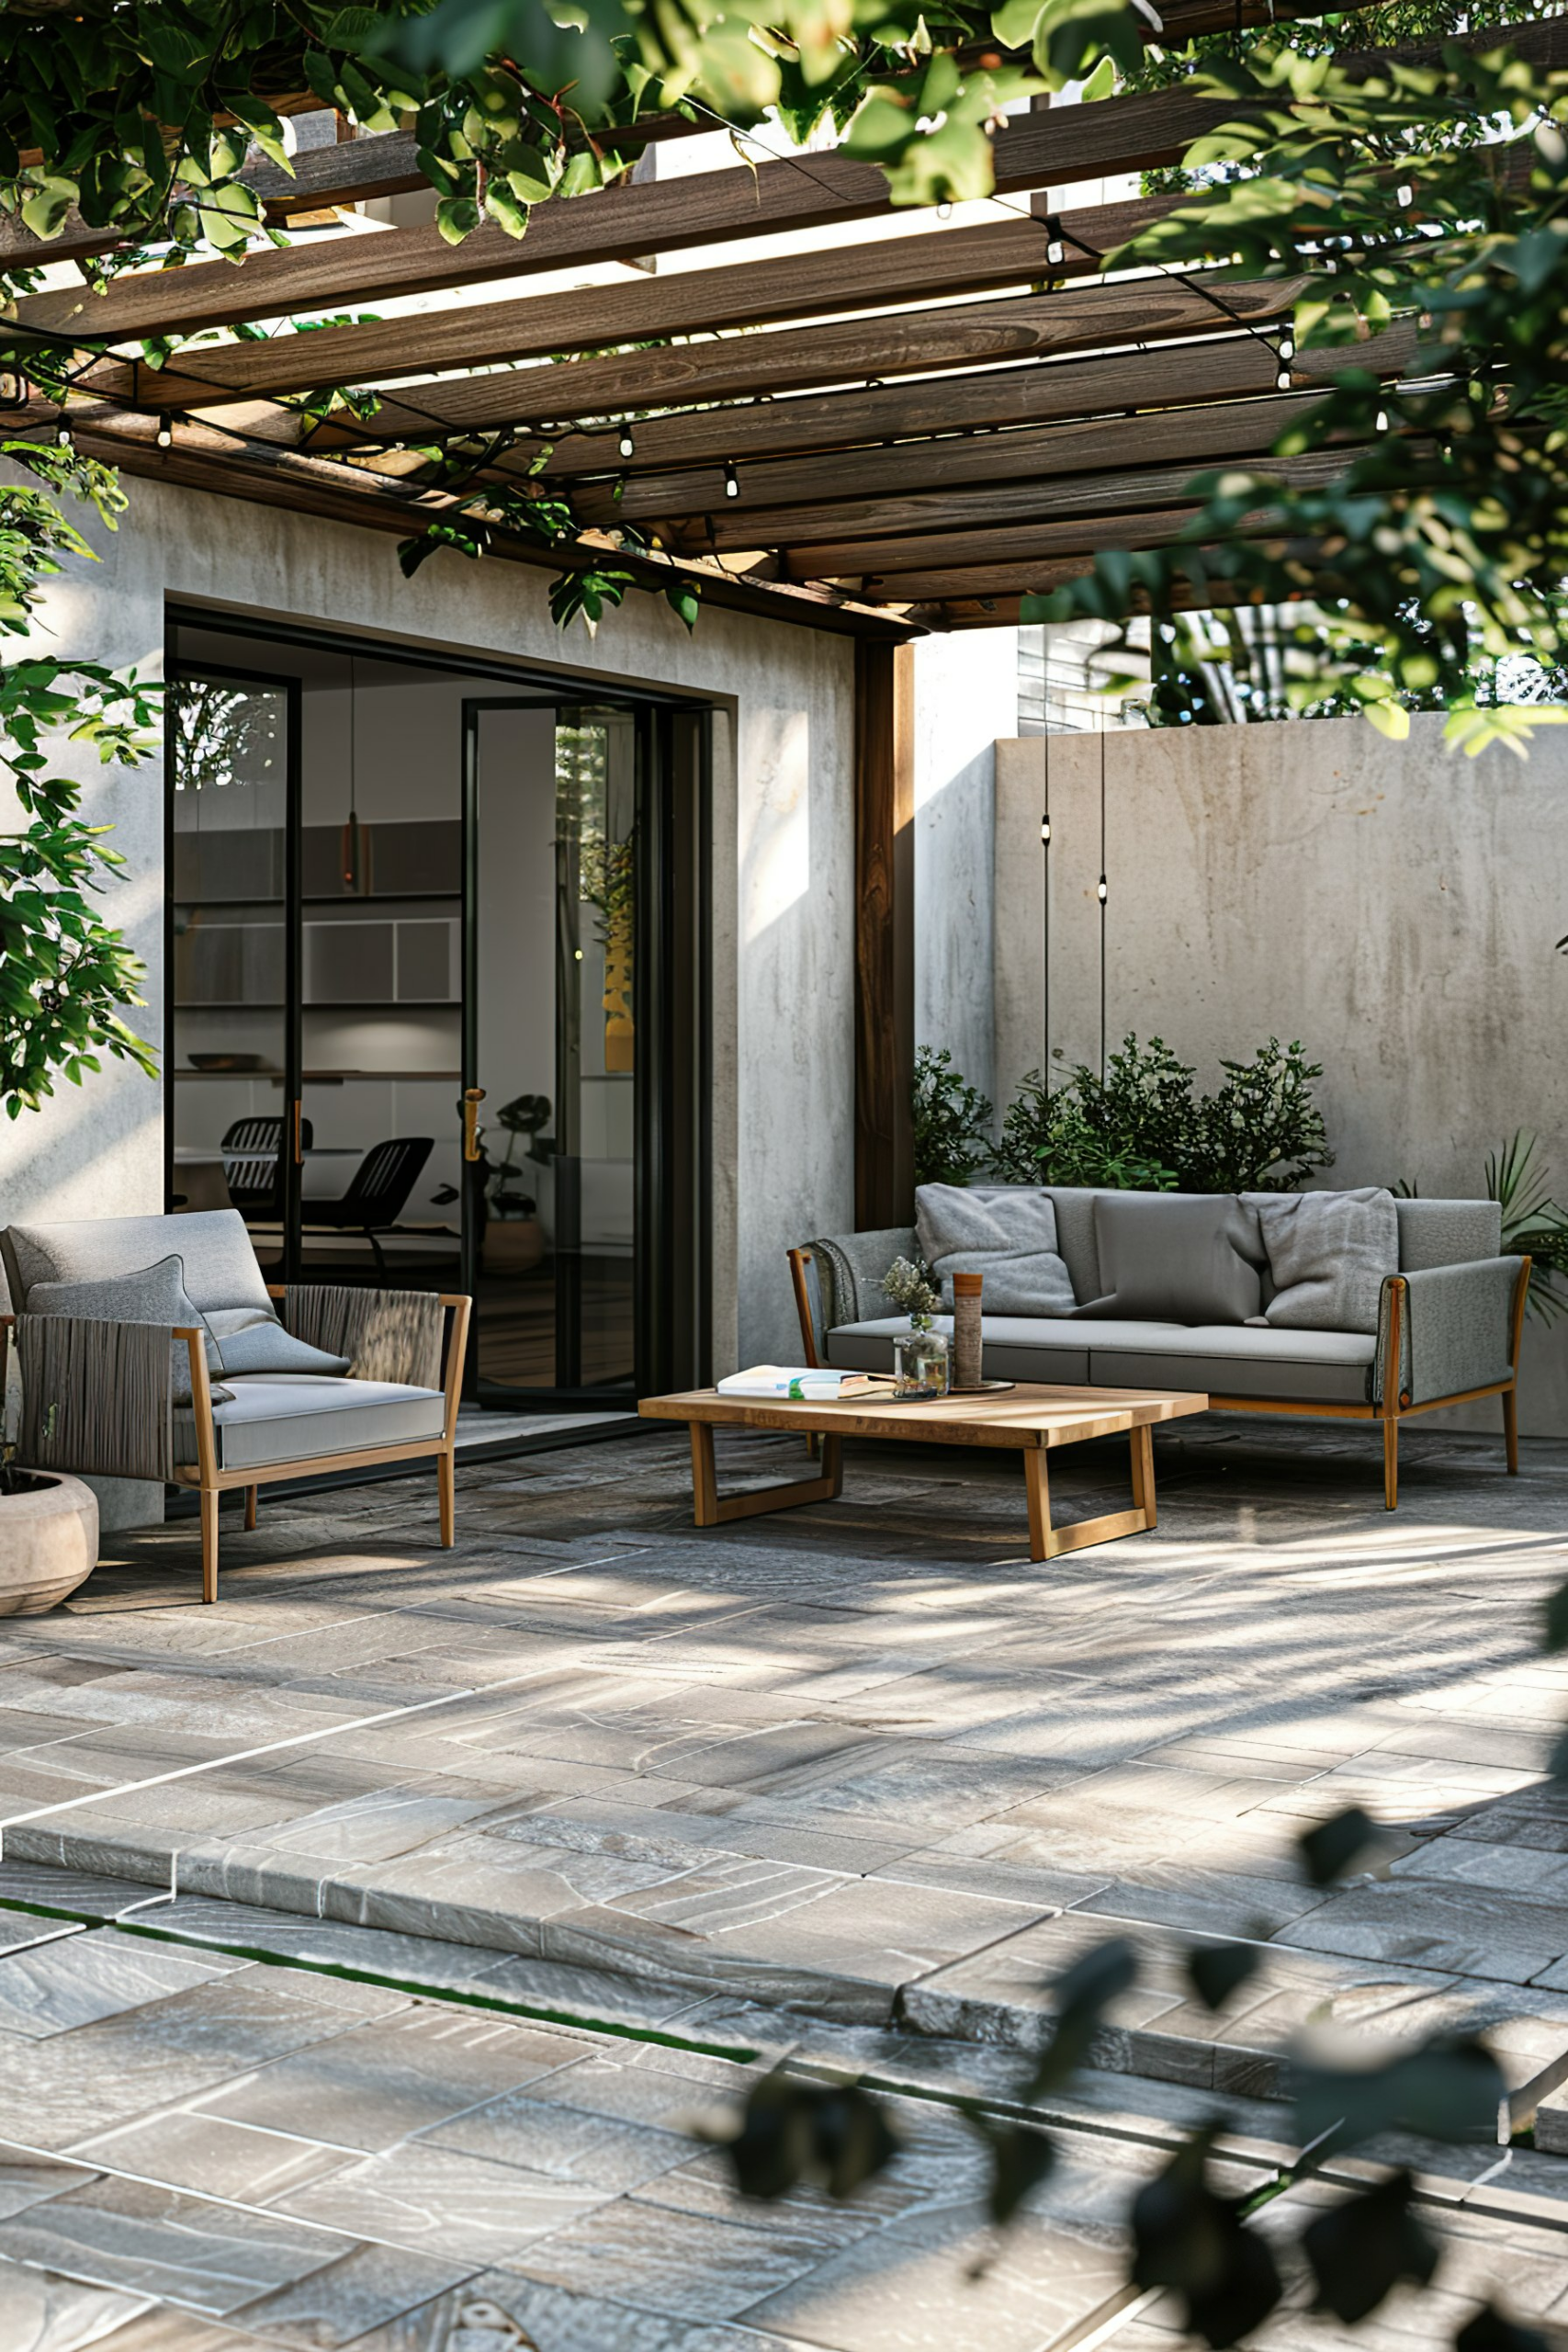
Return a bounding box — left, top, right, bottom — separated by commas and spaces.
166, 608, 712, 1405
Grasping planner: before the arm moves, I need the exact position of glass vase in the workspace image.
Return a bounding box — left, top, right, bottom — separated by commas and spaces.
894, 1326, 951, 1400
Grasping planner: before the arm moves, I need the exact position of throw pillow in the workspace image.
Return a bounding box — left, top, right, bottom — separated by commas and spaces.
1245, 1188, 1398, 1335
208, 1310, 351, 1378
29, 1256, 231, 1405
1070, 1193, 1267, 1325
915, 1183, 1077, 1317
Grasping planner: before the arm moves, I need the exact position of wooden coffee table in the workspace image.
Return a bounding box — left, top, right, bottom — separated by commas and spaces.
639, 1383, 1208, 1562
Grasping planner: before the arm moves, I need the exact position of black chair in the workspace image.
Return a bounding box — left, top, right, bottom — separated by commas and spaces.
220, 1114, 311, 1221
302, 1137, 434, 1271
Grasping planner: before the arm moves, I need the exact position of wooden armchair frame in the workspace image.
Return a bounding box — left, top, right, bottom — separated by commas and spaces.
2, 1291, 471, 1604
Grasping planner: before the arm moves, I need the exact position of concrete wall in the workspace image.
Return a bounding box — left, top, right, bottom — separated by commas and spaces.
911, 627, 1018, 1109
0, 470, 860, 1405
992, 715, 1568, 1435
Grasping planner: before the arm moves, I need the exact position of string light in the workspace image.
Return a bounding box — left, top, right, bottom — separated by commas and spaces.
1396, 181, 1414, 208
1097, 875, 1109, 904
55, 416, 71, 448
723, 462, 739, 499
1045, 210, 1066, 267
156, 413, 173, 448
1376, 407, 1391, 432
618, 428, 635, 458
1040, 814, 1051, 844
937, 200, 953, 220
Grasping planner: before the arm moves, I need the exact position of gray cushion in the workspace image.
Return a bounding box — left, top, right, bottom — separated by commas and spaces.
1072, 1193, 1266, 1325
28, 1255, 230, 1406
914, 1184, 1076, 1316
175, 1373, 446, 1473
2, 1210, 272, 1317
1395, 1198, 1502, 1272
205, 1308, 351, 1379
1247, 1187, 1397, 1336
826, 1314, 1185, 1388
1083, 1321, 1376, 1405
1042, 1189, 1108, 1305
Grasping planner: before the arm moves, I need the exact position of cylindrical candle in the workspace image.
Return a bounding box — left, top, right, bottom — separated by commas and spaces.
953, 1270, 983, 1390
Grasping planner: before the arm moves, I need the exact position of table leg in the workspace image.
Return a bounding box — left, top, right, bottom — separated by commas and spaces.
688, 1422, 844, 1529
1022, 1430, 1159, 1561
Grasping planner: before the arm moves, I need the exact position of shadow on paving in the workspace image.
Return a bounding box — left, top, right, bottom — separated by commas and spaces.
0, 1419, 1564, 2138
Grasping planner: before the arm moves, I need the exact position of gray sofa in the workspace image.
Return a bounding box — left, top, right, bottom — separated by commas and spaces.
0, 1211, 469, 1602
788, 1188, 1529, 1509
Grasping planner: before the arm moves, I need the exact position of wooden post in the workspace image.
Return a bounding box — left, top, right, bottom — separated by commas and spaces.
854, 639, 915, 1231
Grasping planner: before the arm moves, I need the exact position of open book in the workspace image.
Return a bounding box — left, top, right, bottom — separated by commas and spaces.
717, 1365, 890, 1400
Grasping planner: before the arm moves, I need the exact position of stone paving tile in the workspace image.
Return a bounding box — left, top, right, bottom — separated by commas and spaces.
422, 2089, 697, 2189
191, 2007, 585, 2153
0, 2256, 158, 2347
73, 2111, 357, 2206
509, 2193, 840, 2322
223, 2244, 485, 2348
1284, 1876, 1568, 1984
275, 2140, 610, 2267
0, 2177, 344, 2317
0, 1926, 243, 2040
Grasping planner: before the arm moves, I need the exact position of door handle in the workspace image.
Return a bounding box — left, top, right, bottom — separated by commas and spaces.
291, 1099, 303, 1166
463, 1087, 486, 1163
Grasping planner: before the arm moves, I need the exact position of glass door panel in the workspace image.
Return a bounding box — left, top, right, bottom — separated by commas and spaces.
298, 652, 463, 1291
467, 699, 639, 1399
167, 668, 296, 1272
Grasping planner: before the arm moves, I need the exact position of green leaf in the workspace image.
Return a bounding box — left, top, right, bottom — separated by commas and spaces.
1302, 2173, 1438, 2325
1186, 1942, 1260, 2012
1297, 1805, 1381, 1886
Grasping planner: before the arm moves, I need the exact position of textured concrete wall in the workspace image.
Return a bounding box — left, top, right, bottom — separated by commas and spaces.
994, 715, 1568, 1435
911, 628, 1017, 1109
0, 469, 858, 1397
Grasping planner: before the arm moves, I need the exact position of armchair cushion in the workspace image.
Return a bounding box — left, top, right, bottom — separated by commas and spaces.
175, 1373, 446, 1474
3, 1210, 272, 1319
28, 1257, 230, 1405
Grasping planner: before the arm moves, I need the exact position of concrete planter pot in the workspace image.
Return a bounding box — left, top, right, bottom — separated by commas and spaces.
0, 1471, 98, 1615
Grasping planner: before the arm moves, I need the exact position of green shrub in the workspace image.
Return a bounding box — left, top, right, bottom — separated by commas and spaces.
911, 1046, 994, 1188
989, 1035, 1332, 1194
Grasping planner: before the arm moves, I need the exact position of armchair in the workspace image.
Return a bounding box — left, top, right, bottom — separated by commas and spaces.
0, 1211, 470, 1604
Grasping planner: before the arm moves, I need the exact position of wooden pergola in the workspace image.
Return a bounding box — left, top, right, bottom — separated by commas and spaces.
1, 11, 1545, 1215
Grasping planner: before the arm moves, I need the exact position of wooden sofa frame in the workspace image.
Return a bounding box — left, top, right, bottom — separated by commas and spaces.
787, 1247, 1531, 1512
1, 1288, 471, 1604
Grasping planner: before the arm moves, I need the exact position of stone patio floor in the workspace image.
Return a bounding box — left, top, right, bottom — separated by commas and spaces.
2, 1411, 1568, 2344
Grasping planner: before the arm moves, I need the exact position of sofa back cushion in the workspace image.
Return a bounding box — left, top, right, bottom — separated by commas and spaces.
1, 1211, 271, 1318
1247, 1187, 1398, 1335
914, 1185, 1076, 1316
1394, 1198, 1501, 1271
1070, 1193, 1266, 1325
1041, 1189, 1108, 1305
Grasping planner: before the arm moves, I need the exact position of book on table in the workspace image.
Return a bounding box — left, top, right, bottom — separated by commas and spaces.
716, 1365, 889, 1401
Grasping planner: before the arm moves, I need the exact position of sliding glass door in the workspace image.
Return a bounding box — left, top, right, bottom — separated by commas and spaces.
167, 622, 709, 1408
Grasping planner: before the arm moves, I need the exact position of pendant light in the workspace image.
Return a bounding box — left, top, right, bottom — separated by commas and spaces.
340, 653, 365, 892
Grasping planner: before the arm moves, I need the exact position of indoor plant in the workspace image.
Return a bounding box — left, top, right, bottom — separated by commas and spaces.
882, 1254, 950, 1398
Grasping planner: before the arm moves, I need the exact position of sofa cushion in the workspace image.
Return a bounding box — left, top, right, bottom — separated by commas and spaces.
2, 1210, 272, 1319
826, 1314, 1186, 1388
1395, 1197, 1502, 1272
28, 1256, 229, 1406
1071, 1193, 1266, 1326
175, 1373, 446, 1473
1041, 1189, 1107, 1306
205, 1307, 351, 1379
914, 1184, 1076, 1315
1084, 1321, 1375, 1405
1247, 1188, 1397, 1336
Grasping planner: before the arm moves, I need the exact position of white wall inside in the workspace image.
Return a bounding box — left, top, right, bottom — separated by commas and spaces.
993, 715, 1568, 1436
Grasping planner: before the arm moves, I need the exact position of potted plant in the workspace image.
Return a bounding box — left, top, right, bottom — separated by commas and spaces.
0, 1428, 98, 1616
480, 1093, 553, 1274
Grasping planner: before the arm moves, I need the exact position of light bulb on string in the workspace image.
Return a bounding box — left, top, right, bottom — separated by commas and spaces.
723, 462, 739, 499
937, 200, 953, 220
1375, 407, 1391, 433
156, 413, 173, 448
1045, 212, 1065, 267
55, 415, 71, 448
618, 428, 635, 458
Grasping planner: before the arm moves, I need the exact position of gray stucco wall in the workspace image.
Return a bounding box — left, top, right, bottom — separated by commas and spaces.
993, 715, 1568, 1435
911, 628, 1016, 1108
0, 470, 858, 1407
